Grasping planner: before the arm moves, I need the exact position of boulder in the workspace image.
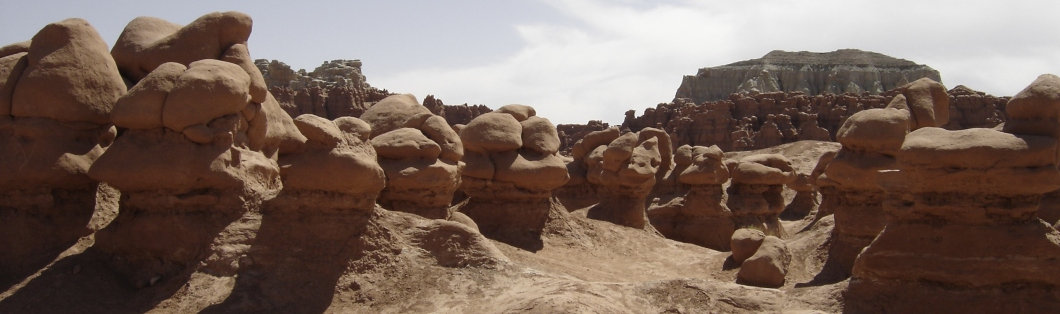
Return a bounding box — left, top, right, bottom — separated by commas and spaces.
731, 228, 766, 264
737, 236, 790, 288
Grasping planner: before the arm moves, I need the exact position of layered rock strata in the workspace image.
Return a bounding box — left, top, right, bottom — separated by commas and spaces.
823, 78, 949, 273
454, 105, 570, 249
87, 12, 300, 286
360, 94, 463, 219
675, 49, 941, 103
647, 145, 736, 250
577, 127, 673, 230
847, 74, 1060, 312
0, 18, 125, 286
726, 154, 795, 237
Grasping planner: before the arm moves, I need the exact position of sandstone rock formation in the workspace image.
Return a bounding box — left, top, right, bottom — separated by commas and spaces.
0, 18, 125, 286
575, 127, 673, 230
730, 228, 765, 265
454, 105, 570, 249
847, 74, 1060, 312
257, 59, 392, 119
781, 173, 818, 219
85, 13, 303, 287
360, 94, 463, 219
675, 49, 941, 103
736, 235, 790, 288
647, 145, 736, 250
823, 78, 949, 273
726, 154, 795, 236
619, 86, 1006, 153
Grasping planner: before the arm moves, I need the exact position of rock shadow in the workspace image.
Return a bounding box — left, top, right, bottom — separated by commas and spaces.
202, 205, 372, 314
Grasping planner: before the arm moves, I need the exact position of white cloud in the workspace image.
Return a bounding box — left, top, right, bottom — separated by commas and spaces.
374, 0, 1060, 124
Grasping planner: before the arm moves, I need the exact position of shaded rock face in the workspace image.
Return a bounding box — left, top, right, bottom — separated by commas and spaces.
454, 105, 570, 250
726, 154, 795, 237
0, 18, 124, 287
821, 78, 949, 274
675, 49, 941, 104
648, 145, 736, 250
360, 94, 462, 219
85, 13, 303, 287
574, 127, 673, 230
847, 75, 1060, 312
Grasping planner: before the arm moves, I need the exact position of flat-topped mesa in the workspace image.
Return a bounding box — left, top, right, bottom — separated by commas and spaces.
85, 12, 306, 287
822, 77, 949, 273
847, 74, 1060, 313
648, 145, 737, 250
455, 105, 570, 248
726, 154, 795, 237
581, 127, 673, 230
0, 18, 125, 285
675, 49, 941, 104
359, 94, 462, 219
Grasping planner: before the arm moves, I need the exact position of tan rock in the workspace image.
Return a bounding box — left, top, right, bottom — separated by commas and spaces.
835, 108, 909, 155
731, 228, 765, 264
495, 104, 536, 121
333, 116, 372, 143
220, 43, 267, 103
360, 94, 432, 137
421, 115, 463, 162
737, 236, 790, 288
1003, 74, 1060, 137
11, 18, 126, 124
460, 112, 523, 153
112, 12, 253, 81
371, 128, 441, 160
0, 52, 27, 116
293, 114, 343, 148
162, 59, 251, 131
0, 40, 31, 57
521, 116, 560, 155
112, 62, 186, 129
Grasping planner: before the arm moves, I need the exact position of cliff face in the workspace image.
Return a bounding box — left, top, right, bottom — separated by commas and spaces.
255, 59, 392, 119
619, 87, 1008, 152
675, 49, 941, 103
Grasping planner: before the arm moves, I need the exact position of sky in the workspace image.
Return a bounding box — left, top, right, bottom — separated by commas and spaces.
2, 0, 1058, 124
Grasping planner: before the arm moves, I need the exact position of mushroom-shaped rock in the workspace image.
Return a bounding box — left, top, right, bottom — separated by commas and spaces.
886, 77, 950, 129
726, 154, 793, 237
0, 18, 125, 281
585, 129, 673, 230
112, 12, 253, 81
848, 124, 1060, 312
494, 104, 536, 121
1003, 74, 1060, 137
361, 97, 462, 219
456, 106, 571, 249
736, 236, 790, 288
647, 144, 736, 250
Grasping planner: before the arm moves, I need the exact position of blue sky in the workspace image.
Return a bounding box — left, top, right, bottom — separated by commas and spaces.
3, 0, 1058, 124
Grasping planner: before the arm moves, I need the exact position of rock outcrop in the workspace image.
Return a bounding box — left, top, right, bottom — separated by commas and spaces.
258, 59, 391, 120
0, 18, 125, 286
647, 145, 736, 250
86, 13, 298, 287
574, 127, 673, 230
361, 94, 463, 219
823, 78, 949, 273
737, 235, 790, 288
675, 49, 941, 104
726, 154, 795, 237
454, 105, 570, 249
847, 74, 1060, 312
